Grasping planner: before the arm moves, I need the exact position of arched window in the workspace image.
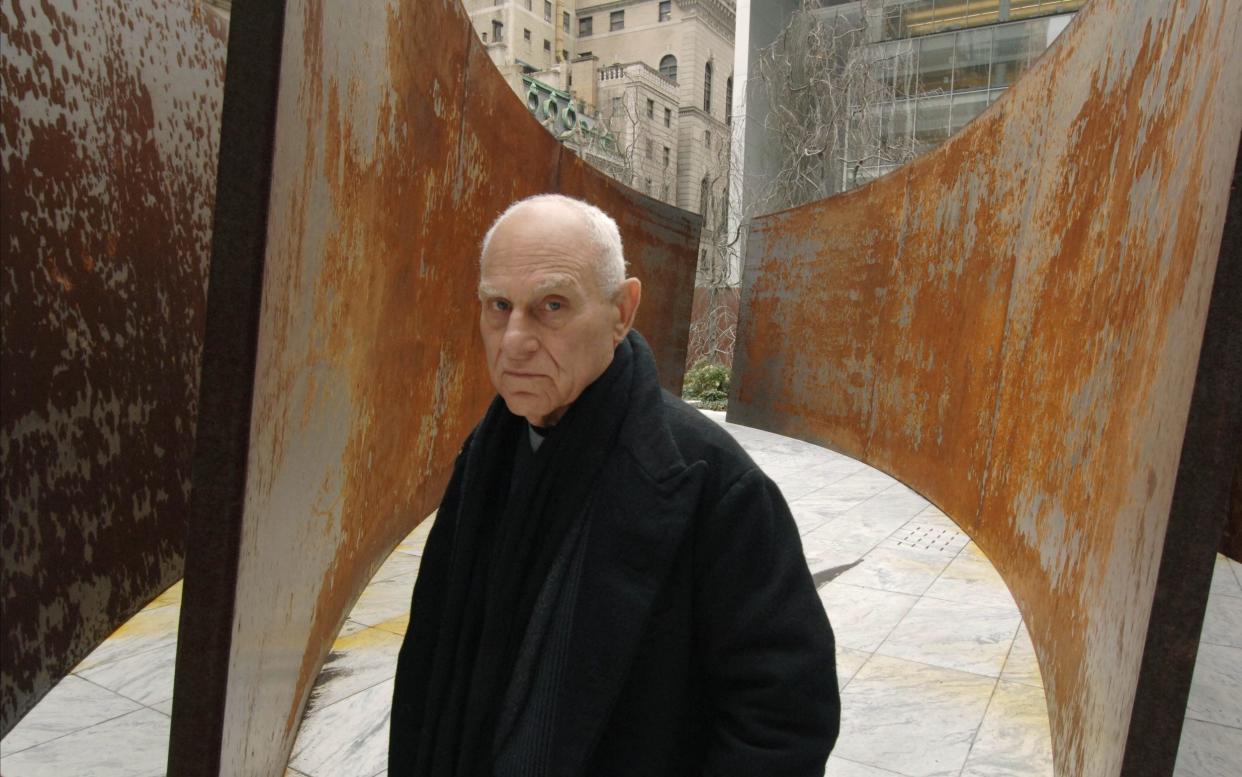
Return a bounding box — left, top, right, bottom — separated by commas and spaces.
659, 54, 678, 83
703, 61, 713, 113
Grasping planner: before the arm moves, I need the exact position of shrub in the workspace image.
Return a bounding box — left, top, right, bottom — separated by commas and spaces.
683, 360, 730, 411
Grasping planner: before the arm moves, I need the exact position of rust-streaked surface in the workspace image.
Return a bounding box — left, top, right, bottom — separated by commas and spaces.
731, 1, 1242, 774
179, 0, 699, 773
0, 0, 225, 735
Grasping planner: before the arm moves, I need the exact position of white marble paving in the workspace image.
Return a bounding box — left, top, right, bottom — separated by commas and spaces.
288, 679, 392, 777
1199, 589, 1242, 649
833, 544, 955, 596
77, 640, 178, 707
0, 676, 141, 755
0, 707, 170, 777
1174, 718, 1242, 777
69, 604, 181, 673
304, 626, 404, 713
878, 596, 1022, 678
8, 410, 1241, 777
959, 680, 1054, 777
834, 654, 995, 777
1183, 643, 1242, 729
1000, 624, 1045, 689
826, 755, 908, 776
818, 582, 921, 653
835, 647, 871, 690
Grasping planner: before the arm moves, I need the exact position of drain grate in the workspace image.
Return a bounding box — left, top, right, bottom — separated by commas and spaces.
887, 523, 968, 555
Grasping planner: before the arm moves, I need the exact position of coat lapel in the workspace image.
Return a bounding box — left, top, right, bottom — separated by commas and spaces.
553, 452, 706, 777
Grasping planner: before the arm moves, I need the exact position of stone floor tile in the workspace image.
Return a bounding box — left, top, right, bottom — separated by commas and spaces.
70, 604, 181, 673
1185, 643, 1242, 728
959, 680, 1053, 777
924, 544, 1019, 610
77, 639, 179, 707
819, 582, 920, 652
1173, 718, 1242, 777
0, 676, 141, 755
833, 545, 954, 597
368, 551, 422, 585
347, 578, 416, 630
835, 646, 871, 691
0, 707, 169, 777
392, 515, 435, 556
1000, 623, 1045, 689
1199, 589, 1242, 649
878, 597, 1021, 678
289, 679, 393, 777
1209, 554, 1242, 599
149, 697, 173, 716
825, 755, 907, 775
304, 626, 403, 713
833, 654, 994, 777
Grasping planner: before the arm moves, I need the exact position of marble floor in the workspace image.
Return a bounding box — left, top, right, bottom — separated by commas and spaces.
3, 410, 1240, 776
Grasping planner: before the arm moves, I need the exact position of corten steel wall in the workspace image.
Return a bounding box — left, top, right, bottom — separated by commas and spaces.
730, 1, 1242, 775
0, 0, 225, 735
168, 1, 700, 774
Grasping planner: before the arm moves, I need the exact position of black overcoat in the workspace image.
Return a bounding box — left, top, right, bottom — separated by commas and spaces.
391, 338, 840, 776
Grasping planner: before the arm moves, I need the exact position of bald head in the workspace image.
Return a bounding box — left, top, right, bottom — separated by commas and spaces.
480, 194, 626, 300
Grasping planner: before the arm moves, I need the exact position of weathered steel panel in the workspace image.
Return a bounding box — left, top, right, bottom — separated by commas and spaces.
731, 1, 1242, 774
174, 1, 700, 774
0, 0, 225, 735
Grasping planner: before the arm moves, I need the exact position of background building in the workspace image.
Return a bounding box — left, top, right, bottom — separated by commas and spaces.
742, 0, 1083, 220
463, 1, 737, 290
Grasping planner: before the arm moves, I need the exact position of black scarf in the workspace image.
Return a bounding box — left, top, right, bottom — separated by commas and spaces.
389, 334, 638, 777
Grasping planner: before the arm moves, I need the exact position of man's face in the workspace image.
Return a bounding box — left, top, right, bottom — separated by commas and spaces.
477, 203, 637, 427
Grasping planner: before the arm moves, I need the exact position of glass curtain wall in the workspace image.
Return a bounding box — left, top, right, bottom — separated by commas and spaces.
842, 2, 1079, 189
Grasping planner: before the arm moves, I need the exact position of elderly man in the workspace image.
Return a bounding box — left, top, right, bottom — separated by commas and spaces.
389, 194, 839, 776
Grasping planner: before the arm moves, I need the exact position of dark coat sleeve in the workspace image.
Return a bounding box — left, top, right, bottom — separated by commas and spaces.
694, 467, 840, 776
388, 437, 470, 773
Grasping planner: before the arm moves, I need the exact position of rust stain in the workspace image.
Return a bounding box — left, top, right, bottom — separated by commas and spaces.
0, 0, 226, 735
731, 0, 1242, 774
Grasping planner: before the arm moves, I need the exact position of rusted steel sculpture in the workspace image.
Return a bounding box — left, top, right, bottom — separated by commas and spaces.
168, 1, 699, 774
731, 0, 1242, 774
0, 0, 225, 735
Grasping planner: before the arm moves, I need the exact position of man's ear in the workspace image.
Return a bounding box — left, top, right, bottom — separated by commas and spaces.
613, 277, 642, 342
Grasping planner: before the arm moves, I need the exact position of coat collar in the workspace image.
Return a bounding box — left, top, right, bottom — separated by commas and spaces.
552, 330, 707, 776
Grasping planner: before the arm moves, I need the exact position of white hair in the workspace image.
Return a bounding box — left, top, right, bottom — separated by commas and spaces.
480, 194, 627, 298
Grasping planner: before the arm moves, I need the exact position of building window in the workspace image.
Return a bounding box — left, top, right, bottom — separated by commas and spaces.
580, 50, 592, 58
664, 106, 672, 127
703, 61, 713, 113
611, 96, 621, 114
493, 20, 503, 42
659, 54, 677, 82
704, 129, 711, 148
661, 183, 669, 200
562, 11, 570, 33
579, 16, 592, 36
646, 138, 653, 159
543, 39, 551, 53
523, 28, 531, 42
700, 177, 710, 213
646, 98, 654, 118
659, 0, 671, 22
726, 75, 733, 124
610, 10, 624, 31
544, 1, 551, 22
662, 146, 670, 167
646, 177, 653, 193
